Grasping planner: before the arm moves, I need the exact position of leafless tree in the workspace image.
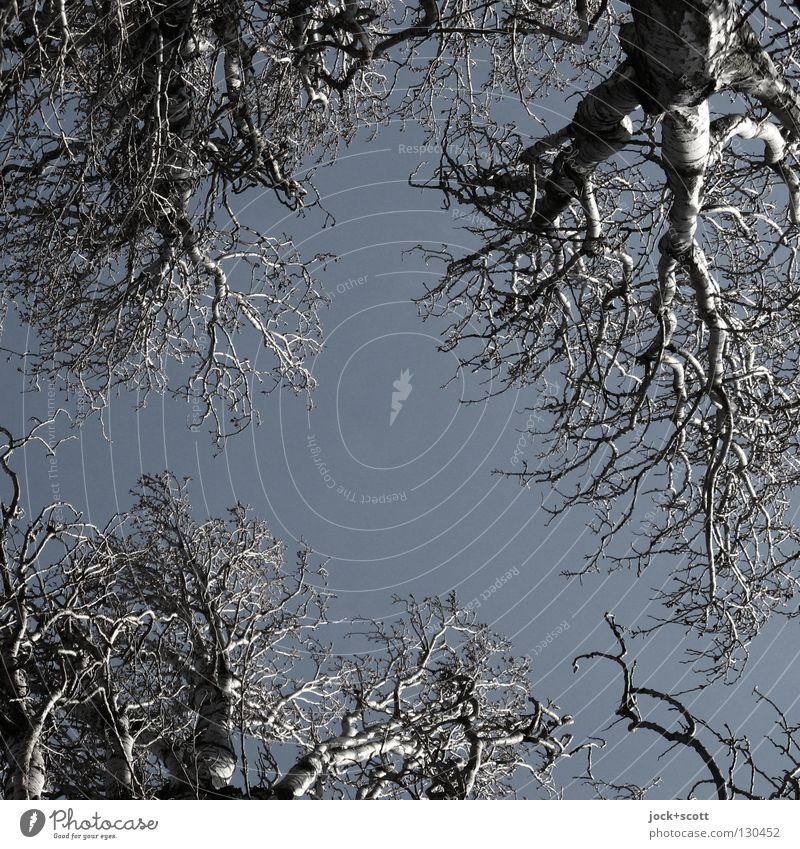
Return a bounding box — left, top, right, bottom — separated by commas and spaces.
1, 2, 327, 436
574, 614, 800, 799
273, 594, 583, 799
0, 2, 636, 431
0, 448, 574, 799
5, 0, 800, 796
412, 1, 800, 677
0, 0, 488, 436
103, 472, 334, 799
24, 470, 337, 800
0, 423, 102, 798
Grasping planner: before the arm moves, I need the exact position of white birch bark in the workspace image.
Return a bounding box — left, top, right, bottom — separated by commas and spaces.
661, 103, 710, 253
1, 651, 47, 800
623, 0, 739, 110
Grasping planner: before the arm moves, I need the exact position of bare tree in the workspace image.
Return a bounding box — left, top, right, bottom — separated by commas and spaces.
0, 424, 102, 799
0, 0, 479, 436
0, 1, 628, 434
0, 452, 573, 799
574, 614, 800, 799
415, 1, 800, 677
38, 472, 336, 799
1, 2, 331, 436
112, 473, 335, 798
273, 595, 582, 799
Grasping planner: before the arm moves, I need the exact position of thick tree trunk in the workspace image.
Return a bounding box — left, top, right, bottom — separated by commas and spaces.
538, 1, 800, 232
661, 103, 710, 253
0, 648, 47, 800
191, 671, 237, 791
623, 1, 800, 135
622, 0, 738, 111
140, 0, 197, 217
3, 731, 46, 800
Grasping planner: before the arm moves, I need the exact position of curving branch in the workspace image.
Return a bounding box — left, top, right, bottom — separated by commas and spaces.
575, 615, 800, 800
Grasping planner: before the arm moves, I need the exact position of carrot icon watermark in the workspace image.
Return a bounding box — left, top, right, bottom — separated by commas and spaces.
390, 369, 413, 426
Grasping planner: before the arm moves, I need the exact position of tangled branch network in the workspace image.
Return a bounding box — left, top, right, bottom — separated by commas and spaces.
422, 0, 800, 678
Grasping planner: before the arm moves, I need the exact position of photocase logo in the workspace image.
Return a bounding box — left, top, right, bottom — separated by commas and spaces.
20, 810, 45, 837
390, 368, 413, 426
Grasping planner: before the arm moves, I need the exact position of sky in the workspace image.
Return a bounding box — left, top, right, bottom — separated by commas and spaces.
2, 80, 799, 799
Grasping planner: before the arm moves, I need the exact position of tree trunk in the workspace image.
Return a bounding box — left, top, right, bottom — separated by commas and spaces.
3, 732, 46, 800
0, 648, 47, 800
622, 0, 738, 111
623, 1, 800, 134
191, 671, 237, 791
539, 1, 800, 230
105, 711, 135, 800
